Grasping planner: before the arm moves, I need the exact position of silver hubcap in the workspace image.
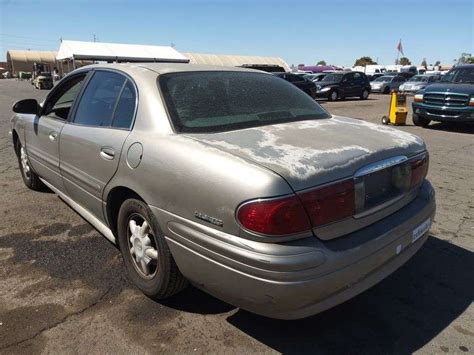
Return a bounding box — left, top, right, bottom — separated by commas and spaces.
363, 90, 368, 98
20, 147, 31, 179
128, 217, 158, 278
331, 91, 337, 100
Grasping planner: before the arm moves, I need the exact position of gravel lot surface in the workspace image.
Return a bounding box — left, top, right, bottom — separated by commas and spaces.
0, 79, 472, 354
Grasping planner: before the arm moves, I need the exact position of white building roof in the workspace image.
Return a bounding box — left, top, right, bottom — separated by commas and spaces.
56, 40, 189, 63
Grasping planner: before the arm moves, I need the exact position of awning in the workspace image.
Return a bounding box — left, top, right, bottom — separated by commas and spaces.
56, 40, 189, 63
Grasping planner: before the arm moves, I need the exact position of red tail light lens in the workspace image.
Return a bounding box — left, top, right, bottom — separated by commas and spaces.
410, 153, 429, 187
237, 195, 311, 236
298, 179, 355, 227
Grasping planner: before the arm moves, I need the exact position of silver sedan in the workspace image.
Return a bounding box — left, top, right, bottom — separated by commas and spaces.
10, 63, 435, 319
370, 75, 406, 94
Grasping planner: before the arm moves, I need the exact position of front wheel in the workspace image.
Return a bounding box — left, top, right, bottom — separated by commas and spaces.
413, 113, 431, 127
328, 90, 338, 101
383, 86, 390, 94
117, 198, 187, 299
15, 140, 45, 190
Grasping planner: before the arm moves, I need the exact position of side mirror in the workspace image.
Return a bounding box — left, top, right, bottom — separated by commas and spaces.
12, 99, 40, 115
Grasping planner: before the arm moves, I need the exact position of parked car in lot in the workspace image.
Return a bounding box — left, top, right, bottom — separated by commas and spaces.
304, 73, 327, 82
273, 72, 317, 98
367, 73, 385, 81
370, 75, 406, 94
315, 71, 371, 100
11, 63, 435, 320
412, 64, 474, 127
399, 74, 441, 94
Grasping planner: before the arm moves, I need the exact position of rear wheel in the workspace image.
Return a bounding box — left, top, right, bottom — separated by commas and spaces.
328, 90, 338, 101
360, 89, 369, 100
413, 113, 431, 127
15, 140, 45, 190
117, 198, 187, 299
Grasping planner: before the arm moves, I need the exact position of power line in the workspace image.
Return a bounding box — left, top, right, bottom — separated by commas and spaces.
0, 33, 59, 44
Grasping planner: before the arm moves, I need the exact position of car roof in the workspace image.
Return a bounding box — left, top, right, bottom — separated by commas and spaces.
453, 64, 474, 69
79, 62, 265, 76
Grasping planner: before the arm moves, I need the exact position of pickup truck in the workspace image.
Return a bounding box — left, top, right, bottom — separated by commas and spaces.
412, 64, 474, 127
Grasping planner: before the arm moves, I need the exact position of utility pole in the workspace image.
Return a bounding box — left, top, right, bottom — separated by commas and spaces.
93, 34, 96, 42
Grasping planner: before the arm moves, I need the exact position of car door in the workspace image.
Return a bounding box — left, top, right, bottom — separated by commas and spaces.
59, 70, 137, 221
341, 73, 356, 97
25, 73, 88, 192
352, 72, 365, 95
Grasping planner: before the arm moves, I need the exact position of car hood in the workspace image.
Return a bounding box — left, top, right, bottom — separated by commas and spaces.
184, 116, 426, 191
422, 82, 474, 94
317, 81, 340, 87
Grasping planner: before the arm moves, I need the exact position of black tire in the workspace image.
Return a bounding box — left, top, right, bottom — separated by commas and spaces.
382, 116, 390, 125
328, 90, 338, 101
360, 89, 369, 100
412, 113, 431, 127
15, 140, 45, 191
117, 198, 187, 299
383, 86, 390, 94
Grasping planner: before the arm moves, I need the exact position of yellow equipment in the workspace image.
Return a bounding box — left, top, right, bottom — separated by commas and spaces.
382, 91, 408, 125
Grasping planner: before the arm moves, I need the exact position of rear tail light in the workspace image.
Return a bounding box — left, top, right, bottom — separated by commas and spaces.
237, 195, 311, 236
469, 97, 474, 107
236, 154, 428, 236
410, 153, 429, 187
298, 179, 355, 227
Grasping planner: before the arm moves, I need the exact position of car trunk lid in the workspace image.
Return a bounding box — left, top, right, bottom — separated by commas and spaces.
185, 116, 426, 191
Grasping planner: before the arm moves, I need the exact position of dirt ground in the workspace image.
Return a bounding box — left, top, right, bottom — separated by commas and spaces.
0, 79, 472, 354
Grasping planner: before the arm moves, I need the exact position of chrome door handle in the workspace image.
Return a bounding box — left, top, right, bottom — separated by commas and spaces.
48, 132, 58, 141
100, 147, 115, 160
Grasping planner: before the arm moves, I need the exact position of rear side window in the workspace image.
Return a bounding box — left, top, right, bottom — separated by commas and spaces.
159, 71, 330, 133
74, 71, 126, 127
112, 80, 136, 129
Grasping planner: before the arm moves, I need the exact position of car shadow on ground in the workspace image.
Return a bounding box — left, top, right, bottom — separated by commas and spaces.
426, 122, 474, 134
225, 236, 474, 354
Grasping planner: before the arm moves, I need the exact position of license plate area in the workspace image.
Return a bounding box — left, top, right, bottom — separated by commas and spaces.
354, 156, 412, 216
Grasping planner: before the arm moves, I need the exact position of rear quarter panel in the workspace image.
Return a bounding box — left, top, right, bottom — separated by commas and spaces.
105, 131, 293, 237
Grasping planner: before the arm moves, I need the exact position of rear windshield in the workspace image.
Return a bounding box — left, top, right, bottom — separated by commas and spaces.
159, 71, 330, 133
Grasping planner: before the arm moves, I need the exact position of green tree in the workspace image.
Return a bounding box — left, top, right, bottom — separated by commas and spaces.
354, 56, 377, 66
465, 57, 474, 64
399, 57, 411, 65
434, 60, 441, 66
316, 60, 327, 65
421, 58, 427, 68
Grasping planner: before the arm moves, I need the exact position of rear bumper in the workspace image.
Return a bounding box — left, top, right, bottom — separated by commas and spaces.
412, 102, 474, 122
153, 180, 436, 319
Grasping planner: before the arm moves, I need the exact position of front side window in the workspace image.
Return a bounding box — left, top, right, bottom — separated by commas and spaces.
43, 74, 86, 120
159, 71, 330, 133
74, 71, 126, 127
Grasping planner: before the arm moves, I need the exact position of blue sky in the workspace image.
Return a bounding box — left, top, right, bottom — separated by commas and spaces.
1, 0, 472, 67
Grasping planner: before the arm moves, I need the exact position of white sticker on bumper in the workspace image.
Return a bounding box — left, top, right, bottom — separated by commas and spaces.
412, 218, 431, 243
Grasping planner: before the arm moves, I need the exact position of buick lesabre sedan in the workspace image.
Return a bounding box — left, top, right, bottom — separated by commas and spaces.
11, 63, 435, 319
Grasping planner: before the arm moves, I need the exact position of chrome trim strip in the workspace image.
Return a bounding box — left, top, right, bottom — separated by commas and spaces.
39, 178, 116, 244
354, 155, 408, 178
